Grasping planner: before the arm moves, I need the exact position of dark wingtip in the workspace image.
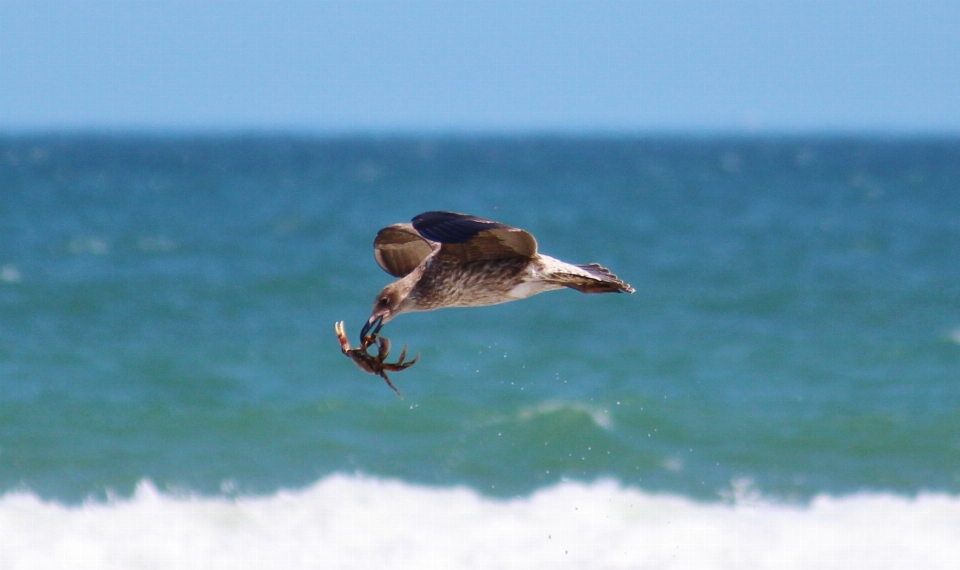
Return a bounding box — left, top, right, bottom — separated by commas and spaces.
412, 211, 502, 244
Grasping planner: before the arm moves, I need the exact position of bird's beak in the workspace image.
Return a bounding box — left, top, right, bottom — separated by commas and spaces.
360, 314, 384, 339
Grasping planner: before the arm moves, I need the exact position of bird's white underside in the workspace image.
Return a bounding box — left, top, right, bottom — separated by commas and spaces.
506, 281, 538, 299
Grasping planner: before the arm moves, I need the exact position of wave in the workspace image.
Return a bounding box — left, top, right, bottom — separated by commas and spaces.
949, 328, 960, 345
515, 400, 614, 430
2, 475, 958, 569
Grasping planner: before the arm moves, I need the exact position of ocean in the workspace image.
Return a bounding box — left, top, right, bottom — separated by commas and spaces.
1, 135, 958, 568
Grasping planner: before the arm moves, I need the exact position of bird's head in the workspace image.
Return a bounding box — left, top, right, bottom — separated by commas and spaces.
360, 281, 411, 338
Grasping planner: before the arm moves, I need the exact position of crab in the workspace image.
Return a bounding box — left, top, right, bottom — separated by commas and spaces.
335, 321, 419, 398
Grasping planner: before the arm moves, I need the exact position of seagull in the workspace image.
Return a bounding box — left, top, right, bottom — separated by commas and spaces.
359, 211, 634, 338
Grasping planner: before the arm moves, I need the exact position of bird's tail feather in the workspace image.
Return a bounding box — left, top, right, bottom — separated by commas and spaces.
552, 263, 634, 294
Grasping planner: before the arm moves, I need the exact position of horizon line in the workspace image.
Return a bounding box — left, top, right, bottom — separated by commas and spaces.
3, 127, 960, 140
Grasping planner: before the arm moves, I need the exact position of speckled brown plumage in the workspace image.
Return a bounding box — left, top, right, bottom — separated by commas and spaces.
359, 211, 633, 338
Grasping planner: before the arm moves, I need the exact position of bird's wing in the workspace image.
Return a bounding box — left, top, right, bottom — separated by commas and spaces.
411, 211, 538, 262
374, 223, 438, 277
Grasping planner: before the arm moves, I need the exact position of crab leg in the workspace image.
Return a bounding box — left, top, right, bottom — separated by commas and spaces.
382, 346, 419, 371
377, 371, 403, 398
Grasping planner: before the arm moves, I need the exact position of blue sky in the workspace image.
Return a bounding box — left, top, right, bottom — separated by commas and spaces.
1, 0, 959, 133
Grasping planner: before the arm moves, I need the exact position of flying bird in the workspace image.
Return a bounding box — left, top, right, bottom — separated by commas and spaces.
359, 211, 633, 338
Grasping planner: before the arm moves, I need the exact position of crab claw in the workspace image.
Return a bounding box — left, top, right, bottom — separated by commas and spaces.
377, 336, 391, 360
360, 314, 384, 341
335, 321, 351, 352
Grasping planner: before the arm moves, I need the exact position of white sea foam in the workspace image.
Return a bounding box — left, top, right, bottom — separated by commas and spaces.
3, 475, 959, 570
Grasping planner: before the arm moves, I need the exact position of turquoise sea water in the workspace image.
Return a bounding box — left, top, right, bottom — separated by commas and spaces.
1, 136, 959, 567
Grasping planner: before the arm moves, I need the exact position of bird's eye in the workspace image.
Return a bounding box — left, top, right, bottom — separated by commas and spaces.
378, 298, 388, 306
